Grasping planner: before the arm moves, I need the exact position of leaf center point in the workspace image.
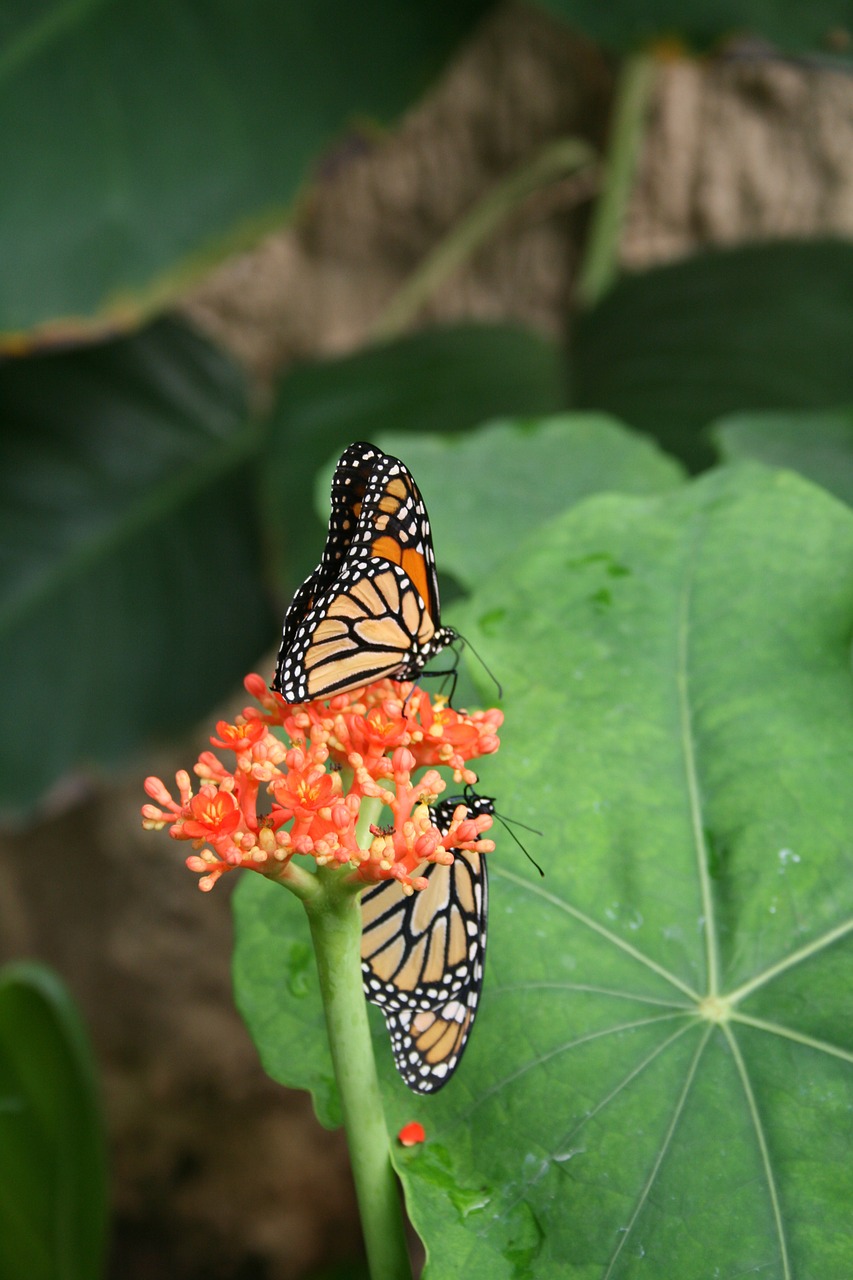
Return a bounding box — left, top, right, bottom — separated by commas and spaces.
698, 994, 731, 1023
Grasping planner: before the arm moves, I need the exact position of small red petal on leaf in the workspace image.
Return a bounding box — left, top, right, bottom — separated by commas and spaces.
398, 1121, 426, 1147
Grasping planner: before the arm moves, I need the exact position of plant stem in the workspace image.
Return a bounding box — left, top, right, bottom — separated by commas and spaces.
575, 53, 657, 310
371, 136, 597, 342
305, 869, 412, 1280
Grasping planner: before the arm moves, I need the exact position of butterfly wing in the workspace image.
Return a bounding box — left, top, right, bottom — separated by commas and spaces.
273, 442, 381, 693
275, 444, 455, 702
361, 794, 492, 1094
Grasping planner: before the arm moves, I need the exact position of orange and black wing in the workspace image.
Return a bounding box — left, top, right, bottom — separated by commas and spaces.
275, 443, 456, 702
361, 794, 492, 1093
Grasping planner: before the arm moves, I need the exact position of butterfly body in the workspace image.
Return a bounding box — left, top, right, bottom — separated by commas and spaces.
273, 442, 456, 703
361, 793, 493, 1094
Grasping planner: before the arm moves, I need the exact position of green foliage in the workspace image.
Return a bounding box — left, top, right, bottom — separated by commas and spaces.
0, 318, 274, 815
235, 419, 853, 1277
536, 0, 853, 54
2, 0, 494, 342
572, 240, 853, 467
0, 963, 108, 1280
712, 407, 853, 505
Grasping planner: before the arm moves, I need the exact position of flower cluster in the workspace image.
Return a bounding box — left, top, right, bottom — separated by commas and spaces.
142, 676, 501, 894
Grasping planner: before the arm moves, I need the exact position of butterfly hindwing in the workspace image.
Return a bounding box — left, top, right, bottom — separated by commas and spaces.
361, 793, 492, 1094
273, 442, 455, 702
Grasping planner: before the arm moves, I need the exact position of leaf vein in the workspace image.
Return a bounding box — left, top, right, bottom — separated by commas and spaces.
722, 1024, 791, 1280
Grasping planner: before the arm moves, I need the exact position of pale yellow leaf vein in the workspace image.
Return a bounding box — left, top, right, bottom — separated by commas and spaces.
730, 1012, 853, 1066
722, 1024, 791, 1280
602, 1023, 712, 1280
726, 915, 853, 1005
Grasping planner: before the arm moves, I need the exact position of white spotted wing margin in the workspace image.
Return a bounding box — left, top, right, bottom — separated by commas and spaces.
272, 441, 379, 692
361, 795, 492, 1094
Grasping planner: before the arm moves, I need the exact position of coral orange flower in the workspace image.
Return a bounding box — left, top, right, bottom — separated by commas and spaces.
142, 675, 500, 894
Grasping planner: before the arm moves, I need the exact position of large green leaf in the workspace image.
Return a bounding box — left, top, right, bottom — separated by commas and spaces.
0, 962, 108, 1280
712, 406, 853, 506
535, 0, 853, 53
2, 0, 493, 344
235, 461, 853, 1276
572, 240, 853, 468
265, 324, 567, 592
0, 318, 275, 815
371, 415, 685, 589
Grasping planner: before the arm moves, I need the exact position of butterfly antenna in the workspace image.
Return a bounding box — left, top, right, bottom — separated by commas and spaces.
455, 631, 503, 701
494, 813, 545, 877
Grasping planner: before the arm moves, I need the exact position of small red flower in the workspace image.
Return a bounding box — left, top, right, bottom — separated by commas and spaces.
142, 675, 501, 894
398, 1121, 426, 1147
181, 789, 242, 839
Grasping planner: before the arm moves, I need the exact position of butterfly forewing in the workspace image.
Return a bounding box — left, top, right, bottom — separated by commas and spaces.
361, 794, 492, 1094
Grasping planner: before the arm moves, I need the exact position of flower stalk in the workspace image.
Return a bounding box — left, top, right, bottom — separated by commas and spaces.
305, 867, 412, 1280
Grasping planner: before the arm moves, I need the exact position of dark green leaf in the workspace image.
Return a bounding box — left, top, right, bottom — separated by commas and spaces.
573, 240, 853, 468
0, 962, 107, 1280
535, 0, 853, 54
0, 318, 275, 815
712, 406, 853, 505
2, 0, 494, 342
265, 324, 567, 592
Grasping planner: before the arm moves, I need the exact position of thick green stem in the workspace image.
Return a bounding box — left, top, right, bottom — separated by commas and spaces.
371, 136, 597, 342
305, 869, 412, 1280
575, 53, 657, 310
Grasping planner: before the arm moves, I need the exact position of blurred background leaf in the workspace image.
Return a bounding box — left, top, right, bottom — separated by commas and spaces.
712, 406, 853, 505
0, 962, 108, 1280
1, 0, 494, 345
572, 240, 853, 469
0, 317, 274, 816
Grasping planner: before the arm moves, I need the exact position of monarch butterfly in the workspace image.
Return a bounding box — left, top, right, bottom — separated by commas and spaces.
361, 792, 493, 1093
273, 441, 457, 703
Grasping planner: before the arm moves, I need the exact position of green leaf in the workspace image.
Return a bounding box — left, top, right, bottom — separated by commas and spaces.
393, 462, 853, 1278
572, 240, 853, 468
0, 962, 108, 1280
265, 324, 567, 592
712, 407, 853, 506
372, 414, 685, 589
0, 318, 276, 816
236, 462, 853, 1276
2, 0, 493, 343
534, 0, 853, 54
